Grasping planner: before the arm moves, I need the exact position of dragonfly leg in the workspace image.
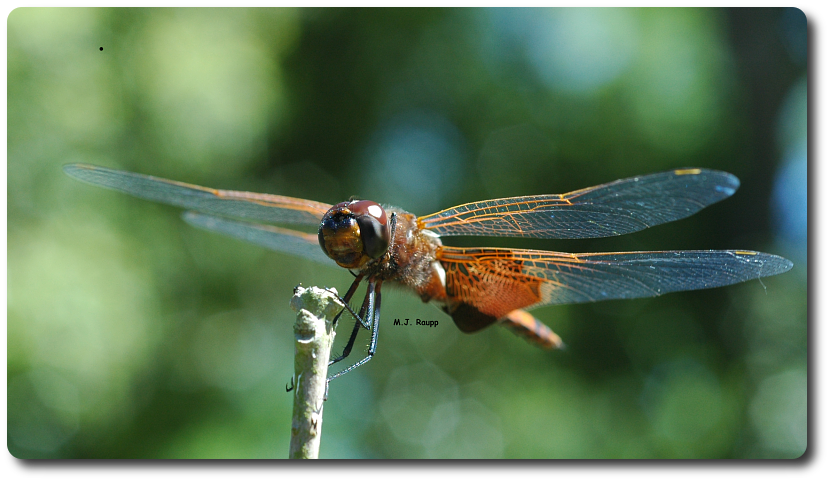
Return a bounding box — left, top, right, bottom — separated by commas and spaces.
328, 280, 383, 382
329, 280, 372, 366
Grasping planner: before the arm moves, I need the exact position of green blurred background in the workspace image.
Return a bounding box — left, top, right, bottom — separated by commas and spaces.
7, 7, 808, 459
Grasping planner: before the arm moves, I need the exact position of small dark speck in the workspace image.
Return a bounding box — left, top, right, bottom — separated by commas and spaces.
99, 47, 103, 51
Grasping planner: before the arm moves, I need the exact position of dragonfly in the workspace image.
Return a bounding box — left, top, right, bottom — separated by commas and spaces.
64, 164, 793, 382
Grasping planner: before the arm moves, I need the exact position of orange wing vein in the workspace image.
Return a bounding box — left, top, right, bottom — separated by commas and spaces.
438, 246, 792, 332
64, 163, 331, 226
419, 169, 739, 239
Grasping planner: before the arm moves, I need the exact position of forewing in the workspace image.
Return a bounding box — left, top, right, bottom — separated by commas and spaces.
420, 169, 739, 239
64, 163, 330, 225
438, 246, 793, 331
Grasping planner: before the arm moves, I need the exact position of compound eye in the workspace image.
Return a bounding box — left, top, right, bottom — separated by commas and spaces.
350, 200, 390, 259
318, 201, 366, 268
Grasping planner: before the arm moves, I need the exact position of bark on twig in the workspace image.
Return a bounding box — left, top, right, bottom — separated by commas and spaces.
288, 286, 343, 459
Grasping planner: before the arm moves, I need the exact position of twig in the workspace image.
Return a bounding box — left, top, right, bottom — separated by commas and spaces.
288, 286, 344, 459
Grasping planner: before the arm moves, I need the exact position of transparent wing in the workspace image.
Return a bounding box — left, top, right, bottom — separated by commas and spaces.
64, 163, 331, 225
419, 169, 740, 239
438, 246, 793, 331
183, 212, 336, 267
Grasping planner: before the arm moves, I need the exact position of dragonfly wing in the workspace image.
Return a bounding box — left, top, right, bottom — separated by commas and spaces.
64, 163, 331, 225
420, 169, 739, 239
438, 246, 793, 333
183, 212, 336, 267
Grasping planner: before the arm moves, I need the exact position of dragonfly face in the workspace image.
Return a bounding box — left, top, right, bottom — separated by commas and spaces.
318, 200, 391, 269
63, 164, 794, 380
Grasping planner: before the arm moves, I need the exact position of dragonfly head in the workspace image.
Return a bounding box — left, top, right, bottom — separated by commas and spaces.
318, 200, 391, 269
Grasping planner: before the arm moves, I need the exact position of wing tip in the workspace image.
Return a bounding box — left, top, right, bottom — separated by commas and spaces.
733, 250, 794, 276
62, 163, 93, 178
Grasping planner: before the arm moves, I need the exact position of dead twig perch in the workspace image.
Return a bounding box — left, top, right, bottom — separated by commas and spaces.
288, 286, 343, 459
